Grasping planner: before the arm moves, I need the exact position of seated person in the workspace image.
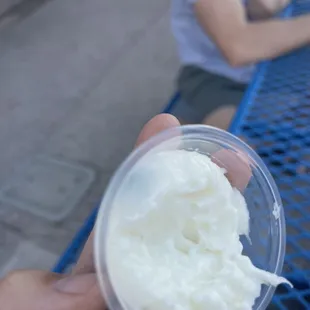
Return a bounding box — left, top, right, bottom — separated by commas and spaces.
171, 0, 310, 129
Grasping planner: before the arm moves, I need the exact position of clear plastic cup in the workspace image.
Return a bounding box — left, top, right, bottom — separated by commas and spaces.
94, 125, 286, 310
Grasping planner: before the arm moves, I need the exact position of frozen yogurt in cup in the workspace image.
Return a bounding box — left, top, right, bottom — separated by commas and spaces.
95, 125, 289, 310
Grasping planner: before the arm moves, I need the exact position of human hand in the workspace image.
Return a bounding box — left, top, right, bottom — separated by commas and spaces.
0, 270, 104, 310
0, 114, 251, 310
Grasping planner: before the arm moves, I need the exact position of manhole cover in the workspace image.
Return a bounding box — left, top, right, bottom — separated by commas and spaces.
0, 156, 95, 221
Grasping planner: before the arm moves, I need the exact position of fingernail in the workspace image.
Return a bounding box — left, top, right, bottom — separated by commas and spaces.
54, 273, 97, 294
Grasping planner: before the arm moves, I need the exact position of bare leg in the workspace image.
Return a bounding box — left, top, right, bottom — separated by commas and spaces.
202, 105, 236, 130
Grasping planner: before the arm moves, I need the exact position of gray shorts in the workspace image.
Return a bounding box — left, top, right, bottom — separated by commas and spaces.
172, 65, 247, 123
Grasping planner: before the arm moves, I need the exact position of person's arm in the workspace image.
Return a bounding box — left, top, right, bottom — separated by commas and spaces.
247, 0, 290, 20
194, 0, 310, 66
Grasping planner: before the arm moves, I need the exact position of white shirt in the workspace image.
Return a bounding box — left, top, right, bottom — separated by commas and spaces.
171, 0, 255, 83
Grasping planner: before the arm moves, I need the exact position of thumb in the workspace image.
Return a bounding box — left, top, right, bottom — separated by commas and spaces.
135, 113, 180, 146
0, 270, 105, 310
53, 273, 105, 309
54, 273, 97, 294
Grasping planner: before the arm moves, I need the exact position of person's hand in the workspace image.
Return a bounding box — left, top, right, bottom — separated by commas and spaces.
0, 270, 104, 310
0, 114, 181, 310
0, 114, 251, 310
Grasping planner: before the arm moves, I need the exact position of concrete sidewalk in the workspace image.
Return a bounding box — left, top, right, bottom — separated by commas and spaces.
0, 0, 178, 274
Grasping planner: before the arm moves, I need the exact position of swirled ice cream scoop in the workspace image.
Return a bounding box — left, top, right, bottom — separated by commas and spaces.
106, 150, 290, 310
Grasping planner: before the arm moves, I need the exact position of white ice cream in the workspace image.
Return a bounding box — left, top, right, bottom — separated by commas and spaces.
106, 150, 290, 310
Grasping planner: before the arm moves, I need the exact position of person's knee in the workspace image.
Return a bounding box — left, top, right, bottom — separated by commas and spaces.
203, 105, 236, 130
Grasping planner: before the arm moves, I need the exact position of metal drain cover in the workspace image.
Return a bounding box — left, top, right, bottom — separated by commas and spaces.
0, 156, 95, 221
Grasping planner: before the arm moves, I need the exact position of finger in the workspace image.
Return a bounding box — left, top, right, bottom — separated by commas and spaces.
0, 270, 64, 310
54, 273, 105, 309
74, 114, 180, 275
212, 149, 252, 191
135, 113, 180, 146
0, 270, 105, 310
